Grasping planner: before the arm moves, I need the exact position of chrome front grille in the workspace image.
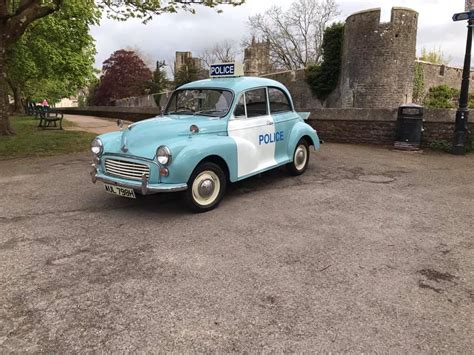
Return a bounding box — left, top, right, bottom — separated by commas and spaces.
104, 159, 150, 181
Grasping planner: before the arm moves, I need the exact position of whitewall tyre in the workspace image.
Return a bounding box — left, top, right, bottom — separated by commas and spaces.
185, 162, 226, 212
287, 139, 309, 176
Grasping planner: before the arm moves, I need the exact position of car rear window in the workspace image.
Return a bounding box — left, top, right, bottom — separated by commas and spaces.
269, 87, 292, 113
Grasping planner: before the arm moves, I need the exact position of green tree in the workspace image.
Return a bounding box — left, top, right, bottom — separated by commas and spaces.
6, 0, 98, 111
149, 60, 170, 94
174, 62, 201, 88
0, 0, 244, 136
306, 22, 344, 101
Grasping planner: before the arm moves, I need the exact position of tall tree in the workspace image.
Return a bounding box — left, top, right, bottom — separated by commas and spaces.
6, 0, 98, 111
92, 50, 152, 105
148, 60, 170, 94
200, 40, 238, 68
0, 0, 244, 136
174, 60, 201, 88
247, 0, 338, 70
420, 47, 452, 65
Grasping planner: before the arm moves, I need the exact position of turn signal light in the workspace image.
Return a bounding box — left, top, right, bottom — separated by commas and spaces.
160, 167, 169, 177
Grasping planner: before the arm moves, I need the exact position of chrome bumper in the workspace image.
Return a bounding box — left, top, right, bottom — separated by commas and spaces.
90, 166, 187, 195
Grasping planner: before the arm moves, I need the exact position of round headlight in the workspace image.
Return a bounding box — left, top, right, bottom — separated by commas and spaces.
156, 146, 172, 165
91, 138, 103, 156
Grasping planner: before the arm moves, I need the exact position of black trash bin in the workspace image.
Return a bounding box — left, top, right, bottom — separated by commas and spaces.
394, 104, 424, 150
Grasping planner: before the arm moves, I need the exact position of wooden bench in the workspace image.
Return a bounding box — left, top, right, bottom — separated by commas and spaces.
25, 102, 36, 116
38, 106, 64, 130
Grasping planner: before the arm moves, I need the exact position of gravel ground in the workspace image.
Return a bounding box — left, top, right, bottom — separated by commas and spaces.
0, 144, 473, 353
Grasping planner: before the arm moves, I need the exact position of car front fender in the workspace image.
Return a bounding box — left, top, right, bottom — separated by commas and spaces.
161, 135, 238, 184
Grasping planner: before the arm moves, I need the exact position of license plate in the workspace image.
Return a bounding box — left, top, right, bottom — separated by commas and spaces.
104, 184, 136, 199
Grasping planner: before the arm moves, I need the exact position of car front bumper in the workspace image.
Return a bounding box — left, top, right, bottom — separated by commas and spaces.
90, 166, 188, 195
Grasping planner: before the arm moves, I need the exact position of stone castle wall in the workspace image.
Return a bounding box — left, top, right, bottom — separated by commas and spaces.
115, 7, 468, 111
261, 70, 323, 109
262, 64, 470, 112
416, 60, 473, 96
338, 7, 418, 108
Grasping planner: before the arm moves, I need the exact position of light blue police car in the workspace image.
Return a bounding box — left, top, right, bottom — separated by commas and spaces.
90, 63, 320, 212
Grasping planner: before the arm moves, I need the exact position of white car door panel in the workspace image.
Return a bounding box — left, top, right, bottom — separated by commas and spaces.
228, 115, 277, 178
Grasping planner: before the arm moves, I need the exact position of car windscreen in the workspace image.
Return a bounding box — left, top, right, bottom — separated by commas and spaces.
165, 89, 233, 118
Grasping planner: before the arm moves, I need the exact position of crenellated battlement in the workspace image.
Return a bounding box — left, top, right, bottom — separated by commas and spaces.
339, 7, 418, 108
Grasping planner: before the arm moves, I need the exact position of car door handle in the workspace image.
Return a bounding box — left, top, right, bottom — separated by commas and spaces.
267, 120, 274, 126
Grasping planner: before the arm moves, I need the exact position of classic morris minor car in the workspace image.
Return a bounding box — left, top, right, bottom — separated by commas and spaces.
90, 63, 320, 212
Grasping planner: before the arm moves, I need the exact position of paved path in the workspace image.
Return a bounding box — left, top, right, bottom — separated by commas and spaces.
0, 144, 473, 352
64, 114, 130, 135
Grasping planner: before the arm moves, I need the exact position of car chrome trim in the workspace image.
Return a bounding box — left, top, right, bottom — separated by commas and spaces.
105, 158, 150, 181
91, 167, 187, 194
104, 153, 159, 166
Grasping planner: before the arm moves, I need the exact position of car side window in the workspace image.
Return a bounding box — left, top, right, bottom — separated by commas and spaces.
269, 87, 292, 113
234, 94, 246, 118
246, 88, 268, 118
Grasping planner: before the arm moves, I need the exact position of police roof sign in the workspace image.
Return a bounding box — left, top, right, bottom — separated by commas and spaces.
210, 63, 244, 78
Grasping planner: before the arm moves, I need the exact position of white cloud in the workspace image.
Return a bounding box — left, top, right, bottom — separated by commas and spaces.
90, 0, 469, 71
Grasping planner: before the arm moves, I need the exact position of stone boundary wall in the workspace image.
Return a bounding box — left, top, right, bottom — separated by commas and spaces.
305, 108, 459, 146
57, 106, 161, 121
57, 106, 462, 147
114, 92, 172, 108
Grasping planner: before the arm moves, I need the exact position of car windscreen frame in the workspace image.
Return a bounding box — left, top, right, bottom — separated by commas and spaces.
164, 88, 235, 118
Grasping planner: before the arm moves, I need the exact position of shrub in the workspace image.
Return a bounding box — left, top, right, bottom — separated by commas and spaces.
412, 62, 425, 104
429, 140, 452, 152
423, 85, 458, 108
306, 22, 344, 101
429, 136, 472, 153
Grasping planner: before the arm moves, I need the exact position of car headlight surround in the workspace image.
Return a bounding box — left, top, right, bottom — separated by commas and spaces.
156, 145, 172, 165
91, 138, 103, 156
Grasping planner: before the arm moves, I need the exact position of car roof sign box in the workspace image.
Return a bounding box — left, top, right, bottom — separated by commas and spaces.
210, 63, 244, 78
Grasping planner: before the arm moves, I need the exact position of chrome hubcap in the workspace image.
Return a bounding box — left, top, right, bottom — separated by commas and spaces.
295, 145, 307, 171
198, 179, 215, 197
192, 170, 221, 207
296, 151, 305, 165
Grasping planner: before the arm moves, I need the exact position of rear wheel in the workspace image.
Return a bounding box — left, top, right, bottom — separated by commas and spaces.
185, 162, 226, 212
287, 139, 310, 176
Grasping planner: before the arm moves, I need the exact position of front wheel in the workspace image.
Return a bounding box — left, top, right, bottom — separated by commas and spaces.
185, 162, 226, 213
287, 139, 310, 176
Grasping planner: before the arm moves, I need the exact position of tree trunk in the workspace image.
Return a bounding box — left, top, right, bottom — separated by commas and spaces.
8, 79, 23, 113
0, 33, 14, 136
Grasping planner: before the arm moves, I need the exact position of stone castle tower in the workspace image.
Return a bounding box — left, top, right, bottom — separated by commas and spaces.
244, 37, 271, 76
338, 7, 418, 108
174, 51, 203, 74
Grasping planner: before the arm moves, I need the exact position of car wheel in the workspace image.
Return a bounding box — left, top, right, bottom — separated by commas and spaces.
287, 139, 309, 176
185, 162, 226, 212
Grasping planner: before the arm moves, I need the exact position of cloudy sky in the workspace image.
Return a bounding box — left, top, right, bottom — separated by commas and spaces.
90, 0, 469, 72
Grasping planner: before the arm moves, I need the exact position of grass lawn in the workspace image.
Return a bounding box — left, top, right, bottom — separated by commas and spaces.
0, 116, 96, 160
